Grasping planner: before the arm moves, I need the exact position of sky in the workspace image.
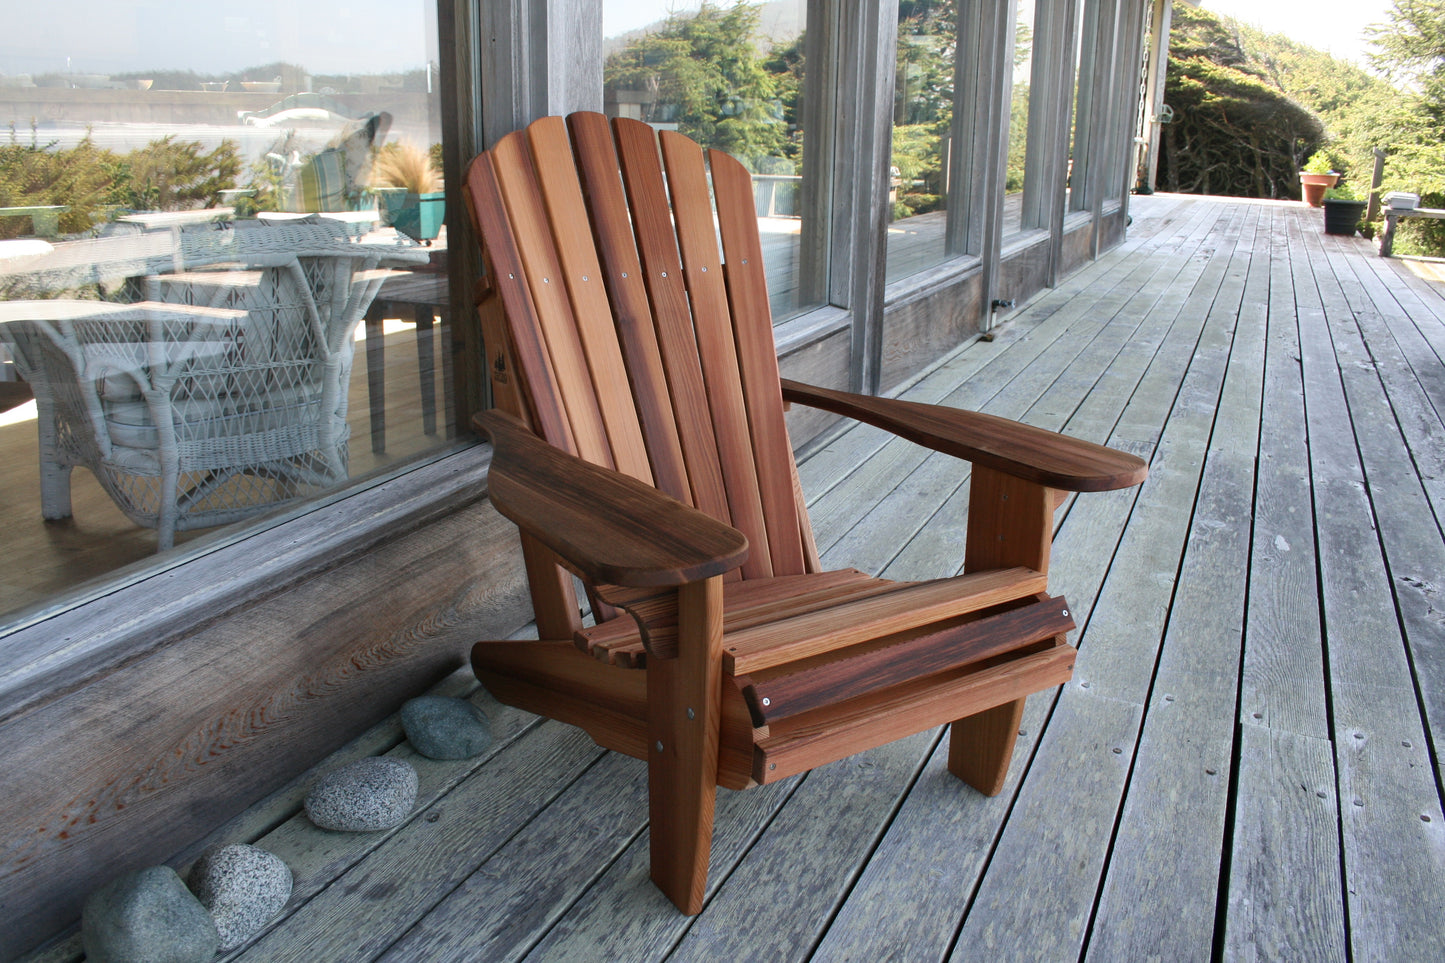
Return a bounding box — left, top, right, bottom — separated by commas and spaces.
0, 1, 434, 78
0, 1, 1402, 80
1200, 0, 1397, 66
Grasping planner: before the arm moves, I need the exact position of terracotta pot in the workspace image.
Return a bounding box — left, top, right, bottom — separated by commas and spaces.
1299, 171, 1339, 207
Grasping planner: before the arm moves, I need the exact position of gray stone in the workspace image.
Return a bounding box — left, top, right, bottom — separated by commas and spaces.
187, 844, 292, 951
400, 695, 493, 760
81, 865, 219, 963
304, 757, 418, 832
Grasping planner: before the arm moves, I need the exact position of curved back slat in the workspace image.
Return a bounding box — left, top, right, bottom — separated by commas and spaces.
565, 112, 689, 500
709, 148, 807, 576
490, 130, 615, 469
611, 117, 732, 527
657, 130, 772, 579
526, 116, 653, 486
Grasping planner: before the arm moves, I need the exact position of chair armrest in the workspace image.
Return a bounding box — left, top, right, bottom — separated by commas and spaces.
475, 409, 750, 588
781, 379, 1147, 492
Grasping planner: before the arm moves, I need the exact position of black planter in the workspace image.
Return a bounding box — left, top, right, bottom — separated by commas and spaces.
1323, 199, 1368, 236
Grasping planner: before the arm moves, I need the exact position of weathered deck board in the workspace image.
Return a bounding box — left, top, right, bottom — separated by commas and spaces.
1086, 201, 1270, 955
812, 203, 1254, 960
1296, 223, 1445, 958
23, 195, 1445, 962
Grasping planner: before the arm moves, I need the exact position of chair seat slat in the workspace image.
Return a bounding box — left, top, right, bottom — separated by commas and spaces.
738, 593, 1075, 726
723, 566, 1049, 675
581, 568, 898, 665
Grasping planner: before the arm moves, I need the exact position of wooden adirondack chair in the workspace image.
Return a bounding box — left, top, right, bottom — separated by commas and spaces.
463, 113, 1147, 914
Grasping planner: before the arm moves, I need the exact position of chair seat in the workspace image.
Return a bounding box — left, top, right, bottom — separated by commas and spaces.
582, 565, 1049, 668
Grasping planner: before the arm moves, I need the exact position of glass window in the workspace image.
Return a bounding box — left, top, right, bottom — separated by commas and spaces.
0, 1, 456, 620
1001, 0, 1037, 236
886, 0, 958, 283
602, 0, 821, 322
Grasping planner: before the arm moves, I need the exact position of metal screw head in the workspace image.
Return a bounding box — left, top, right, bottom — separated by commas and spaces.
761, 697, 771, 707
686, 708, 695, 720
1062, 609, 1069, 617
655, 740, 664, 753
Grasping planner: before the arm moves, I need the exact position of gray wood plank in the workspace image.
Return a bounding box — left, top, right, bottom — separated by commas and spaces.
1068, 206, 1270, 958
1237, 220, 1329, 739
1294, 217, 1445, 959
810, 701, 1050, 962
373, 751, 647, 963
811, 207, 1245, 957
518, 778, 799, 962
945, 692, 1142, 963
804, 199, 1220, 556
1223, 725, 1347, 963
1325, 259, 1445, 752
665, 732, 936, 962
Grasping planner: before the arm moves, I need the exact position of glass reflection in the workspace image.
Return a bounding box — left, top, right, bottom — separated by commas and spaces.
0, 1, 451, 617
886, 0, 957, 283
602, 0, 820, 321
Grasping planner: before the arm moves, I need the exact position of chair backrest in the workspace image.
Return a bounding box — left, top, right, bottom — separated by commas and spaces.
467, 113, 815, 584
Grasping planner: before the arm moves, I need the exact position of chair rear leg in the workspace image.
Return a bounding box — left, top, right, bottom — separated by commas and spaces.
646, 577, 723, 914
948, 697, 1026, 796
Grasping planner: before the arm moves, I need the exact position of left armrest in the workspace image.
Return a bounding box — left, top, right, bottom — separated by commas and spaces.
782, 379, 1147, 492
476, 409, 749, 588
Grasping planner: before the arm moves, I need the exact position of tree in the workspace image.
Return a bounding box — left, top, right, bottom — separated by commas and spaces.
604, 2, 788, 170
1158, 4, 1326, 198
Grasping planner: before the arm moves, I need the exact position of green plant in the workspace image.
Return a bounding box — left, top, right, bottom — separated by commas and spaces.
1302, 153, 1337, 174
1324, 184, 1362, 201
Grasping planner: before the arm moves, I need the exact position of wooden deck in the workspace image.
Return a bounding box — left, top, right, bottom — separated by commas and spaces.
27, 193, 1445, 961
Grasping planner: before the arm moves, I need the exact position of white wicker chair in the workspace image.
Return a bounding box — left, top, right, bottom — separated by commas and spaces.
0, 220, 429, 549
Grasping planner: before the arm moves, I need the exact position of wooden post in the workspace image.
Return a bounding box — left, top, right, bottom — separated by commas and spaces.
1366, 147, 1386, 224
646, 576, 724, 914
949, 465, 1056, 794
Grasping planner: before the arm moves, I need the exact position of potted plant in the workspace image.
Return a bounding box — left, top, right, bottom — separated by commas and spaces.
1322, 184, 1368, 236
370, 142, 444, 243
1299, 153, 1340, 208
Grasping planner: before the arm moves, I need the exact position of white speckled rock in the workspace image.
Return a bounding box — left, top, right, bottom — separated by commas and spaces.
82, 865, 219, 963
401, 695, 493, 760
304, 757, 418, 832
187, 844, 292, 950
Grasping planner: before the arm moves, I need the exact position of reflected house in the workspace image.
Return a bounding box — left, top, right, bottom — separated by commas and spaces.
0, 0, 1172, 956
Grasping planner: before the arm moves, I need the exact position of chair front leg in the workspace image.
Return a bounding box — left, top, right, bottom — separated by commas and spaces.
646, 575, 724, 914
949, 465, 1057, 794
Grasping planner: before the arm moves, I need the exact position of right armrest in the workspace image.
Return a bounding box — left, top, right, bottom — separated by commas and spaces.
475, 409, 749, 589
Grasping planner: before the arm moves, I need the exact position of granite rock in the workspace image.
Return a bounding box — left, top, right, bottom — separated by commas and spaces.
304, 757, 418, 832
400, 695, 493, 760
187, 843, 292, 950
81, 865, 219, 963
